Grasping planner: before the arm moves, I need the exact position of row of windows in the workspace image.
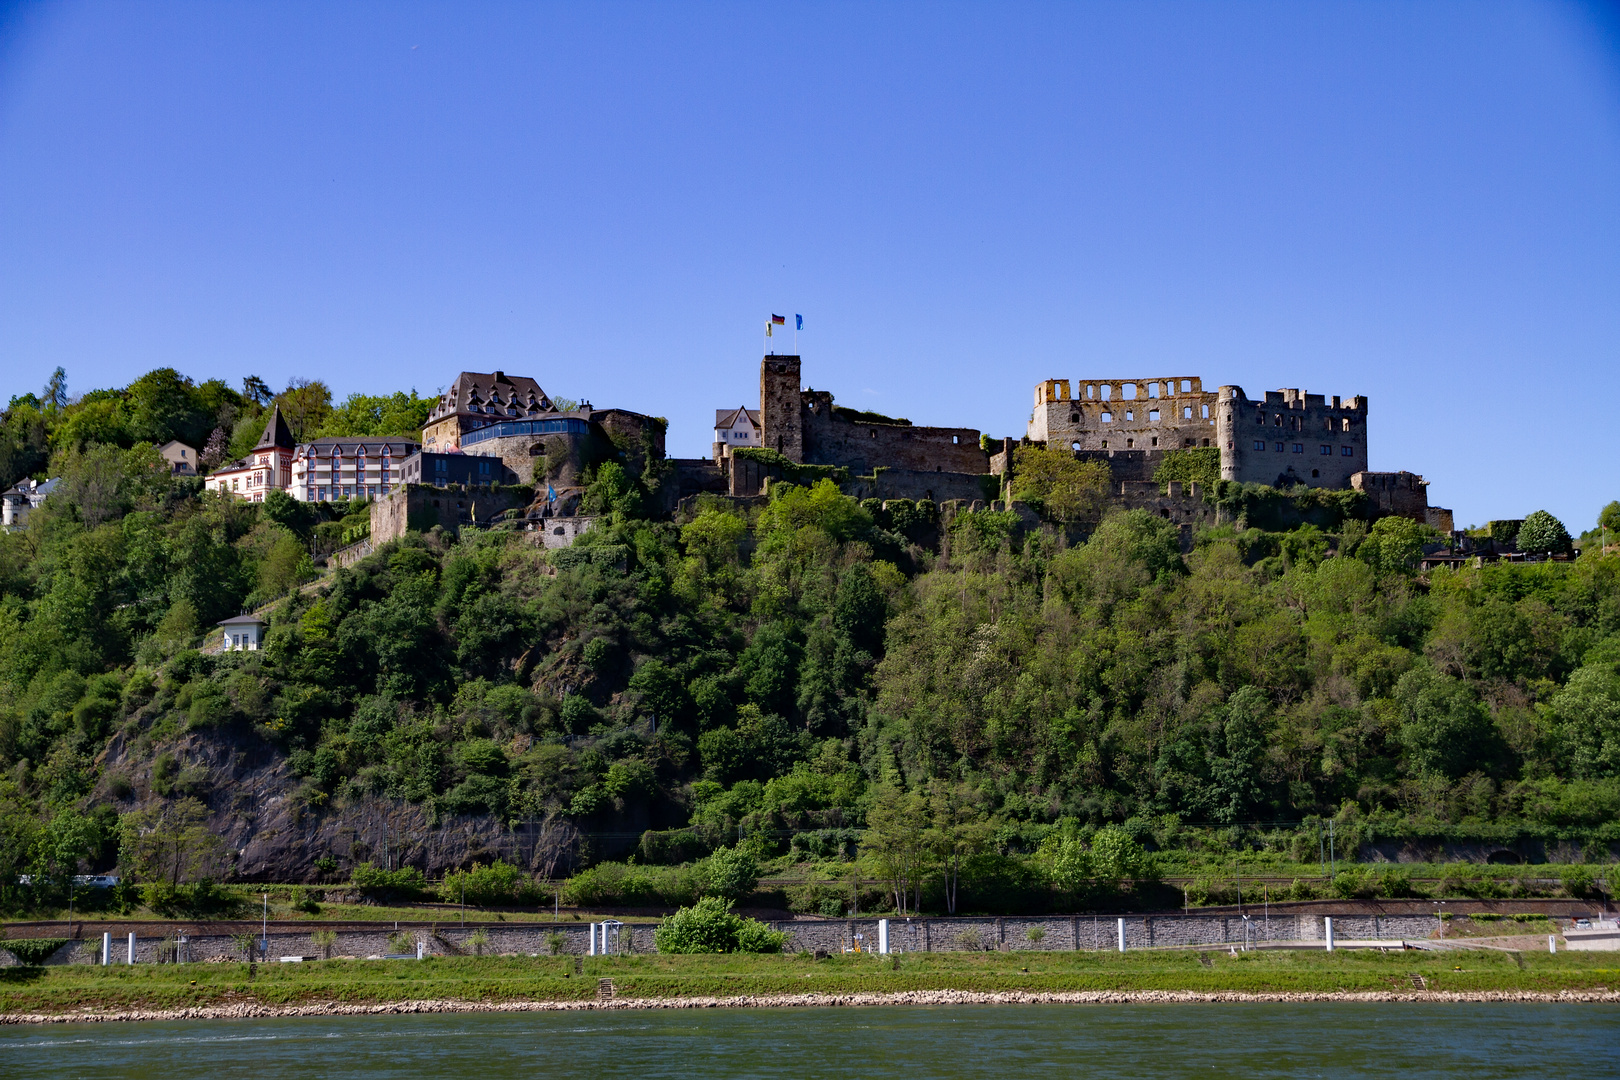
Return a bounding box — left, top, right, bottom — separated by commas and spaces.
1070, 404, 1212, 424
1256, 413, 1354, 432
303, 485, 388, 501
1073, 379, 1199, 401
1253, 441, 1354, 456
1069, 437, 1213, 451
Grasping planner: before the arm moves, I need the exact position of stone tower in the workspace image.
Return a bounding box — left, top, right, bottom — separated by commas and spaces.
760, 355, 804, 463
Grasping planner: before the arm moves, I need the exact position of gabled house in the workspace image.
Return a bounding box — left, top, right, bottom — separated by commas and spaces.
204, 407, 295, 502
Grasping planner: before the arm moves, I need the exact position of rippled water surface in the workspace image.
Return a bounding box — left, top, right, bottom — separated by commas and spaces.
3, 1003, 1617, 1079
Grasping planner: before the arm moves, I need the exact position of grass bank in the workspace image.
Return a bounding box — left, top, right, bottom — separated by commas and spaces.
3, 948, 1618, 1018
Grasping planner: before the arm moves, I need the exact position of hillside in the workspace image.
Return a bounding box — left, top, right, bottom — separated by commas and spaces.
2, 369, 1620, 918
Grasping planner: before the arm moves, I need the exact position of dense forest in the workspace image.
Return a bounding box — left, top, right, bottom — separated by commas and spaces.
2, 368, 1619, 916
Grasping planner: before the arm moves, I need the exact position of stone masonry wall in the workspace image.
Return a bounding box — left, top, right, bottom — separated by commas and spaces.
801, 392, 986, 475
1217, 385, 1368, 489
7, 912, 1489, 968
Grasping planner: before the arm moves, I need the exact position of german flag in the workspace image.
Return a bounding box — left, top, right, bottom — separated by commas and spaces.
771, 314, 786, 325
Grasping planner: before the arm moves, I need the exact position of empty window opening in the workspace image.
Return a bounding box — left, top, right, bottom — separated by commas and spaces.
1125, 410, 1134, 421
1126, 438, 1134, 448
1100, 440, 1109, 449
952, 435, 959, 444
1202, 404, 1209, 419
1183, 406, 1193, 419
1341, 418, 1351, 431
1150, 437, 1159, 447
1181, 379, 1192, 393
1274, 414, 1283, 426
1148, 409, 1160, 421
1101, 411, 1112, 423
1100, 384, 1112, 401
1069, 413, 1079, 423
1311, 469, 1320, 478
1201, 438, 1209, 447
1086, 384, 1096, 399
1071, 441, 1081, 451
1122, 383, 1137, 400
1147, 383, 1159, 399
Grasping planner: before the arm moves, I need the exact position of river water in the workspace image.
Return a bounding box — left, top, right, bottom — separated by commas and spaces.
2, 1003, 1616, 1078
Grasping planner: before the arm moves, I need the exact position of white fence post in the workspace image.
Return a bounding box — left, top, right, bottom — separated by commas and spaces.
128, 932, 136, 964
416, 939, 425, 961
1549, 935, 1557, 954
588, 923, 596, 956
101, 932, 110, 966
878, 919, 889, 954
1324, 917, 1334, 952
1117, 918, 1126, 953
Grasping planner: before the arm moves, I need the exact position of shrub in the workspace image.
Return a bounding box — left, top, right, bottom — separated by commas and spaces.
310, 929, 337, 959
350, 862, 428, 904
654, 896, 787, 954
468, 929, 491, 956
1025, 926, 1046, 943
440, 860, 542, 907
2, 938, 69, 965
545, 931, 566, 956
1518, 510, 1572, 556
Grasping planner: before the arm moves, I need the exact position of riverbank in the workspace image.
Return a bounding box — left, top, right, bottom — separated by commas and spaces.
4, 948, 1617, 1021
5, 986, 1620, 1024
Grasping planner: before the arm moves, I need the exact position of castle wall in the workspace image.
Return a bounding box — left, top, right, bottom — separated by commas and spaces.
801, 391, 987, 474
1029, 377, 1218, 452
842, 468, 993, 504
370, 485, 527, 545
1216, 385, 1368, 488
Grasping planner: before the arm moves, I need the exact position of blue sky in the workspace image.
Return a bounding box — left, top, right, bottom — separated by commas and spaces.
1, 1, 1617, 530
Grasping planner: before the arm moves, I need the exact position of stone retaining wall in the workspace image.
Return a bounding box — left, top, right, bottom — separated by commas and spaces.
5, 912, 1521, 967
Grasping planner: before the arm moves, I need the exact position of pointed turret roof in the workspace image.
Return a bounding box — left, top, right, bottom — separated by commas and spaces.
254, 405, 295, 451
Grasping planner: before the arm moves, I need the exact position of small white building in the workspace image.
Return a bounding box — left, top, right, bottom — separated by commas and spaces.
713, 406, 761, 462
1, 477, 58, 531
158, 440, 200, 476
218, 614, 268, 651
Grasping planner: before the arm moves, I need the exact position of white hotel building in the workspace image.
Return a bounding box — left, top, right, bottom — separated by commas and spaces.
205, 405, 420, 503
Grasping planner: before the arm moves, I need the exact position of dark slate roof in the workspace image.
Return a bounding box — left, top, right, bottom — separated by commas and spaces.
295, 437, 420, 457
427, 371, 553, 424
253, 405, 296, 450
714, 407, 760, 429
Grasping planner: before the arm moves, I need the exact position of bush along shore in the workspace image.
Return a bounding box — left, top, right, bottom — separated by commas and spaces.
2, 949, 1619, 1022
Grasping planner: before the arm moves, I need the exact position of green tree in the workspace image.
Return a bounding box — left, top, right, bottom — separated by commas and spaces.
1518, 510, 1572, 556
1010, 442, 1111, 522
702, 845, 760, 901
862, 784, 931, 915
1395, 667, 1500, 779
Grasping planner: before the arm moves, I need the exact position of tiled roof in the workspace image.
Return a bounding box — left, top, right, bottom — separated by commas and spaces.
714, 406, 760, 429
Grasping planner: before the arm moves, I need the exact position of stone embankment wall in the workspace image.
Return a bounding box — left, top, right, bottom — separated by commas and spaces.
3, 912, 1526, 967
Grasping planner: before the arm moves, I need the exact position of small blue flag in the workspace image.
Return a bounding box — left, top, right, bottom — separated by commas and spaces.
795, 314, 803, 331
547, 483, 556, 502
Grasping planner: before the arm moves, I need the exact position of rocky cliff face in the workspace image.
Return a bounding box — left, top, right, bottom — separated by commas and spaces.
97, 726, 533, 883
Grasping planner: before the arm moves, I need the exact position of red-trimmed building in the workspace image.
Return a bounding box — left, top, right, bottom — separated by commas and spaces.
204, 407, 296, 503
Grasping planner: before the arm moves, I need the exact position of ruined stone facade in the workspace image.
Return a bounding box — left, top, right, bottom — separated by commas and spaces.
1028, 376, 1218, 453
1216, 385, 1368, 488
1352, 470, 1454, 532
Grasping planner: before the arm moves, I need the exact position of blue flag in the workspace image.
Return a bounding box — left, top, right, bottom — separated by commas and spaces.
547, 483, 556, 503
795, 314, 803, 330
